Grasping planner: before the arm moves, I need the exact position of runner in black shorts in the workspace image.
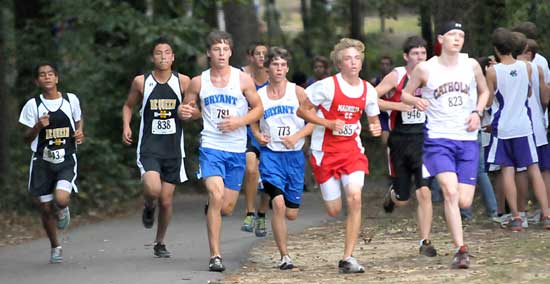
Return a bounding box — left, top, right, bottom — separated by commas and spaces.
375, 36, 437, 257
19, 63, 85, 263
122, 38, 191, 258
241, 42, 270, 237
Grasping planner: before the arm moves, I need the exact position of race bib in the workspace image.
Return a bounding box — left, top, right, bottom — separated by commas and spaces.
211, 106, 236, 124
401, 108, 426, 124
152, 118, 176, 135
444, 95, 464, 112
43, 147, 65, 164
270, 125, 296, 142
332, 124, 357, 137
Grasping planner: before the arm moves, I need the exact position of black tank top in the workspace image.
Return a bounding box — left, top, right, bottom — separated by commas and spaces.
35, 93, 76, 162
138, 71, 184, 159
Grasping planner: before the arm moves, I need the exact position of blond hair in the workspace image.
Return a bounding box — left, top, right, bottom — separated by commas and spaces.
330, 38, 365, 67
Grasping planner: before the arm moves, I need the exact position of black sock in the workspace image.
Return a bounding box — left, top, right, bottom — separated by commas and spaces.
257, 212, 266, 218
246, 212, 255, 216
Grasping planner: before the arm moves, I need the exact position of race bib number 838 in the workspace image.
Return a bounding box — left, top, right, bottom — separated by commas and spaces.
152, 118, 176, 135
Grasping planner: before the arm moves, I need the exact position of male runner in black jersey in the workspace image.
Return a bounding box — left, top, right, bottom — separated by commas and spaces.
19, 63, 84, 263
122, 38, 190, 258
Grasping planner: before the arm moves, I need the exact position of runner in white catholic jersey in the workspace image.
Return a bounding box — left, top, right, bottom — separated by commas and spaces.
200, 66, 249, 153
421, 56, 478, 141
259, 82, 305, 151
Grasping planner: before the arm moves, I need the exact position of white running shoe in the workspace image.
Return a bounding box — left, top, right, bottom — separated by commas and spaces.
50, 246, 63, 264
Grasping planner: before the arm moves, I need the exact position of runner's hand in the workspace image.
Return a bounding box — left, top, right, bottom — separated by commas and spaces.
122, 127, 133, 145
466, 112, 480, 132
281, 134, 298, 149
369, 122, 382, 137
37, 113, 50, 128
74, 130, 85, 144
256, 133, 270, 146
327, 119, 345, 131
414, 98, 429, 112
178, 102, 196, 120
217, 116, 243, 133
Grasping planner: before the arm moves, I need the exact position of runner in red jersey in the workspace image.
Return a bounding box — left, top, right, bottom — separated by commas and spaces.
298, 38, 381, 274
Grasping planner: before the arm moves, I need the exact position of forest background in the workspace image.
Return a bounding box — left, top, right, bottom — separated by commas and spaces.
0, 0, 547, 214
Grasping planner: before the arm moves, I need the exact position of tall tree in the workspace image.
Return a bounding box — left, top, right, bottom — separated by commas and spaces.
350, 0, 363, 40
223, 0, 259, 66
0, 0, 15, 186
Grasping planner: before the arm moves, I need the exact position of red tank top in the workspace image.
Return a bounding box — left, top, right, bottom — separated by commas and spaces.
319, 75, 367, 152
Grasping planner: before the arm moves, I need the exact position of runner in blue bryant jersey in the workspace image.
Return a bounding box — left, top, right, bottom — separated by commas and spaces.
122, 38, 191, 258
177, 31, 263, 272
251, 47, 314, 270
401, 21, 490, 269
19, 63, 84, 263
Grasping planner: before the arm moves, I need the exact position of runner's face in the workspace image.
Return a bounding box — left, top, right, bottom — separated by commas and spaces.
405, 47, 427, 67
338, 47, 362, 77
207, 41, 232, 68
252, 45, 267, 68
313, 62, 327, 78
439, 29, 465, 53
268, 57, 288, 83
35, 65, 58, 90
152, 44, 174, 71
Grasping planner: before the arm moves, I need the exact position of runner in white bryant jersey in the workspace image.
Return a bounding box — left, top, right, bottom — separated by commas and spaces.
122, 38, 190, 258
401, 21, 489, 269
485, 28, 550, 231
298, 38, 381, 273
178, 31, 263, 272
19, 63, 84, 263
250, 47, 314, 270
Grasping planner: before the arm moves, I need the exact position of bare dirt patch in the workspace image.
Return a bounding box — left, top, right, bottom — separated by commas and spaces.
223, 181, 550, 284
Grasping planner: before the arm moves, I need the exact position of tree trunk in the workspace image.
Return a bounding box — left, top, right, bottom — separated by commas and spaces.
300, 0, 311, 58
264, 0, 285, 46
350, 0, 363, 40
223, 0, 259, 66
145, 0, 154, 17
380, 16, 385, 33
419, 2, 433, 57
0, 0, 14, 186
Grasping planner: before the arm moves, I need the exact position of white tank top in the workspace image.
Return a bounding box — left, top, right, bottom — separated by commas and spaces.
491, 61, 533, 139
527, 62, 548, 146
421, 56, 478, 140
199, 67, 248, 152
258, 82, 305, 151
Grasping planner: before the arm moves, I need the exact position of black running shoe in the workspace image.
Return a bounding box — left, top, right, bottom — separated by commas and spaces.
209, 256, 225, 272
382, 185, 395, 213
153, 243, 171, 258
142, 205, 155, 229
419, 239, 437, 257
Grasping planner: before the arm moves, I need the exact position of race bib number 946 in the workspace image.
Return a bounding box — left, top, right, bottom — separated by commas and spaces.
332, 124, 357, 137
401, 108, 426, 124
152, 118, 176, 135
43, 147, 65, 164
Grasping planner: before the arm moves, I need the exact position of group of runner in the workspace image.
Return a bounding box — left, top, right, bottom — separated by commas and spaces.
18, 19, 550, 273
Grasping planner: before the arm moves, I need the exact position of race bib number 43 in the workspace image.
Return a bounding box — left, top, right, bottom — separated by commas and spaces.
152, 118, 176, 135
43, 147, 65, 164
401, 108, 426, 124
332, 124, 357, 137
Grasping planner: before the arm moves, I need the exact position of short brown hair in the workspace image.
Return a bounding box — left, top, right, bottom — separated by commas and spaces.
513, 21, 537, 39
264, 47, 292, 68
206, 31, 233, 49
330, 38, 365, 67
